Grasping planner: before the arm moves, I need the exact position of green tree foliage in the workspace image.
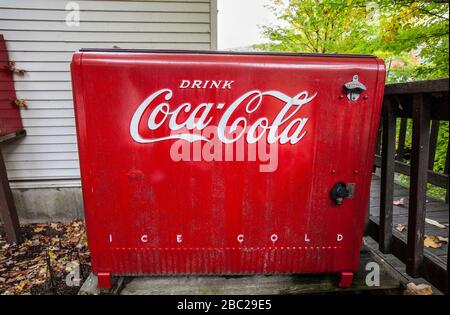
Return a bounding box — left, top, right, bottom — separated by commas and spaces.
258, 0, 449, 83
257, 0, 449, 199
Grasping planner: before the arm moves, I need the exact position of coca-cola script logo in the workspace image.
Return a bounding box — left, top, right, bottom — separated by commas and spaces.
130, 88, 316, 145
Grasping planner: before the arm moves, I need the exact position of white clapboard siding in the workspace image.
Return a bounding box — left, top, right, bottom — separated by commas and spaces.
1, 0, 217, 184
0, 0, 209, 11
0, 21, 210, 33
6, 169, 81, 180
9, 62, 71, 72
0, 9, 210, 23
13, 72, 71, 82
23, 127, 77, 136
14, 82, 72, 91
7, 41, 212, 52
17, 100, 75, 109
17, 135, 78, 145
3, 143, 78, 154
17, 91, 73, 100
6, 160, 80, 170
21, 118, 75, 127
5, 152, 79, 162
20, 109, 75, 119
1, 31, 210, 43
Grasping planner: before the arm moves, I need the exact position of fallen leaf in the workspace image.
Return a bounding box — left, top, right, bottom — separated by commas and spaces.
403, 283, 433, 295
50, 223, 60, 229
48, 251, 56, 259
15, 280, 28, 292
437, 236, 448, 243
34, 227, 45, 233
424, 235, 444, 248
425, 218, 446, 229
395, 224, 406, 232
393, 197, 406, 207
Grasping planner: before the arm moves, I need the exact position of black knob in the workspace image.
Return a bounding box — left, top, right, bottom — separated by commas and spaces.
331, 182, 350, 205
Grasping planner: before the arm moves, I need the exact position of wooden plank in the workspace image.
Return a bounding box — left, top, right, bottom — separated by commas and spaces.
379, 98, 396, 253
385, 78, 449, 96
0, 130, 26, 144
367, 219, 447, 293
390, 94, 449, 121
0, 145, 22, 244
428, 120, 439, 170
370, 202, 448, 217
396, 118, 407, 161
407, 93, 431, 277
370, 215, 448, 264
374, 155, 448, 189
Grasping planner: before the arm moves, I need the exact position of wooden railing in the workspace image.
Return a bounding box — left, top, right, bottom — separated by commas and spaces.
368, 78, 449, 293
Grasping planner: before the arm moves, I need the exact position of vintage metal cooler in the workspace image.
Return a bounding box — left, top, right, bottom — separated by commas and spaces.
71, 49, 385, 289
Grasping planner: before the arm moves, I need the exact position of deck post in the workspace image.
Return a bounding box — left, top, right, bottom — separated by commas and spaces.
0, 145, 22, 244
396, 118, 407, 162
445, 143, 449, 204
406, 93, 430, 277
379, 97, 396, 253
428, 120, 439, 170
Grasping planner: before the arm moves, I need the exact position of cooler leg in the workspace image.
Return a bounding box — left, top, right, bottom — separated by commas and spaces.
338, 272, 353, 288
97, 272, 111, 289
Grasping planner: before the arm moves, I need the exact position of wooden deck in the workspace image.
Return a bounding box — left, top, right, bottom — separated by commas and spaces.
368, 174, 448, 290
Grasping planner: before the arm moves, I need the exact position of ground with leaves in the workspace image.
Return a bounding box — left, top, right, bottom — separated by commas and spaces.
0, 220, 91, 295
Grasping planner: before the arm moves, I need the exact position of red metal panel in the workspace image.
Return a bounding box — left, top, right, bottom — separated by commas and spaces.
0, 35, 23, 137
71, 50, 385, 285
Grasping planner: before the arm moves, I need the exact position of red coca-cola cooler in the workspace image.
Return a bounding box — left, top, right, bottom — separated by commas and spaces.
71, 49, 385, 289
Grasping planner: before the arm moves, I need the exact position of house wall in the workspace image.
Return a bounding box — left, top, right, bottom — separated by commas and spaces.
0, 0, 217, 221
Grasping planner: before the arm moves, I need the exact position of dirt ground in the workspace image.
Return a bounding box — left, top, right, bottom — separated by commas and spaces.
0, 220, 91, 295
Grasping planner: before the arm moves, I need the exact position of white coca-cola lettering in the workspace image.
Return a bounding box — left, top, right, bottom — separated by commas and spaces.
179, 80, 235, 89
130, 89, 316, 145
